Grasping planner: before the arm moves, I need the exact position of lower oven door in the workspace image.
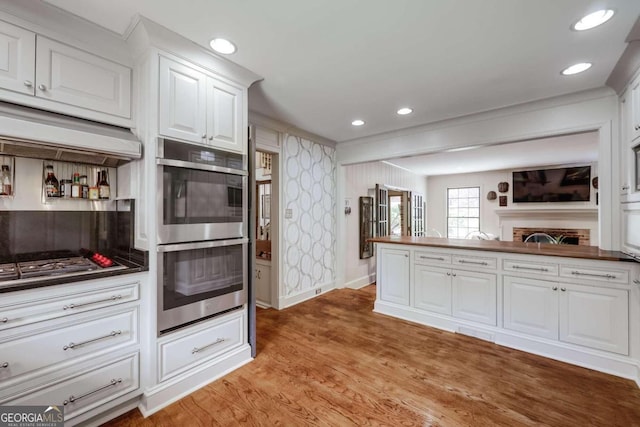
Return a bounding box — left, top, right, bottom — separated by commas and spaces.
157, 238, 248, 334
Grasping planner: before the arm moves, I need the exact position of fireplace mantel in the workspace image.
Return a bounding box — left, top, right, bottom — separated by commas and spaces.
494, 208, 598, 219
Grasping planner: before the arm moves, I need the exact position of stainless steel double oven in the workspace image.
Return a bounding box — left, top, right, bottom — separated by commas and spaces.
156, 139, 248, 333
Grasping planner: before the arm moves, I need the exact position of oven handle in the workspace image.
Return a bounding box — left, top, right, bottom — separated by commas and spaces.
157, 238, 249, 253
157, 158, 248, 176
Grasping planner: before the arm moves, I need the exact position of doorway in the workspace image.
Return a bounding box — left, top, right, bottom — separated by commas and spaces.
255, 150, 277, 308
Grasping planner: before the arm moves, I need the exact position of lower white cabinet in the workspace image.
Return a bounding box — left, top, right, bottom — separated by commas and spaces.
255, 260, 271, 306
414, 265, 496, 325
378, 247, 410, 305
504, 276, 629, 355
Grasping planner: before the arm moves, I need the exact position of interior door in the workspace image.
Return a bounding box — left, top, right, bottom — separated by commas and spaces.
411, 192, 424, 237
375, 184, 388, 237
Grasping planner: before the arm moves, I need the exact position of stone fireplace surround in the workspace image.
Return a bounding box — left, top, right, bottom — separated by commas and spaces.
513, 227, 590, 245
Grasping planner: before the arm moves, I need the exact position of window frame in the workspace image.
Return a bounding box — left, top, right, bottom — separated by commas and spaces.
446, 186, 481, 239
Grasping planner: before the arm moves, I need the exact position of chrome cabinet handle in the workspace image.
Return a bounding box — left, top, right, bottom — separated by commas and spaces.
1, 317, 7, 323
633, 279, 640, 286
419, 255, 445, 261
452, 273, 457, 277
257, 270, 261, 279
458, 260, 489, 266
201, 133, 207, 138
513, 265, 549, 272
63, 378, 122, 405
63, 295, 122, 310
63, 330, 122, 350
23, 80, 32, 87
208, 135, 213, 140
552, 286, 558, 291
561, 288, 566, 292
570, 270, 616, 279
1, 362, 8, 368
38, 84, 47, 91
404, 254, 408, 258
192, 338, 226, 354
446, 272, 451, 276
622, 186, 630, 190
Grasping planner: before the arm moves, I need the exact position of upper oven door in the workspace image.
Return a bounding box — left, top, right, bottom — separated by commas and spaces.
157, 139, 248, 244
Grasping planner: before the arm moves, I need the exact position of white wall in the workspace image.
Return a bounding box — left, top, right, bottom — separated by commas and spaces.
343, 161, 427, 289
426, 163, 598, 243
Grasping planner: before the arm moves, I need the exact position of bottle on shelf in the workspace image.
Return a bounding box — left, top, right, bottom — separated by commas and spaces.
98, 170, 110, 200
80, 175, 88, 199
71, 173, 81, 198
0, 165, 12, 196
44, 165, 59, 198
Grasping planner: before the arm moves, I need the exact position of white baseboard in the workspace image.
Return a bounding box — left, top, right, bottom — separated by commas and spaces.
344, 273, 375, 289
279, 282, 335, 309
139, 345, 252, 417
374, 300, 640, 385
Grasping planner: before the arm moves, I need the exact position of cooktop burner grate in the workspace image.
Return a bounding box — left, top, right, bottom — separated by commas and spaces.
18, 257, 98, 278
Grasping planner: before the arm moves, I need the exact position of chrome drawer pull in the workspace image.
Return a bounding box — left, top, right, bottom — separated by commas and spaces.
1, 317, 7, 323
63, 330, 122, 350
63, 378, 122, 405
192, 338, 226, 354
458, 260, 489, 266
63, 295, 122, 310
419, 256, 445, 261
513, 265, 549, 272
1, 362, 8, 368
570, 270, 616, 279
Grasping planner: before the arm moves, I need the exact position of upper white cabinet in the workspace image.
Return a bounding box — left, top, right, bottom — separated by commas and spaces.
630, 74, 640, 142
159, 56, 245, 154
0, 20, 35, 95
35, 36, 131, 119
0, 20, 132, 126
378, 247, 410, 306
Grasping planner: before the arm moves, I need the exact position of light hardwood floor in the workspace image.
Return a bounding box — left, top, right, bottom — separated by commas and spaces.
106, 285, 640, 426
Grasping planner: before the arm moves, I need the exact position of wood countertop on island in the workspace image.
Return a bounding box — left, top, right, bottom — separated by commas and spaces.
368, 236, 638, 262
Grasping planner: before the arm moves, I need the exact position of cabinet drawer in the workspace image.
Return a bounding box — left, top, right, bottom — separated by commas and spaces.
503, 259, 558, 276
0, 308, 137, 384
414, 251, 451, 265
5, 352, 139, 421
0, 281, 139, 332
452, 255, 497, 270
159, 311, 244, 382
559, 265, 629, 285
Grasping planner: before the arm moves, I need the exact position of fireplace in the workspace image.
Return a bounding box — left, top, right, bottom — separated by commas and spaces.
513, 228, 590, 245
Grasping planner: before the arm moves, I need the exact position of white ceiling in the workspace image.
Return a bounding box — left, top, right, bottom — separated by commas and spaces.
42, 0, 640, 144
384, 131, 599, 177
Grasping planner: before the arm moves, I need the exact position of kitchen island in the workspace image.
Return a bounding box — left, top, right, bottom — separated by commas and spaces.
369, 236, 640, 386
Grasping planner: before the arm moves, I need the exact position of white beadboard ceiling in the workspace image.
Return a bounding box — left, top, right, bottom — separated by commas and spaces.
41, 0, 640, 147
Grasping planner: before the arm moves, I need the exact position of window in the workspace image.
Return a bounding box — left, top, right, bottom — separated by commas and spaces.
447, 187, 480, 238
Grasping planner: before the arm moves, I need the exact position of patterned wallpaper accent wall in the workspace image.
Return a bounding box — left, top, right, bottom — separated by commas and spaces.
283, 134, 336, 296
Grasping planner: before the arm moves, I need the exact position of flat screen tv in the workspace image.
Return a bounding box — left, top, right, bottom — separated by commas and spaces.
512, 166, 591, 203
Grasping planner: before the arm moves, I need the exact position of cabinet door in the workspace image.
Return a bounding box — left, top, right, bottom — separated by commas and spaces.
206, 77, 244, 153
620, 93, 631, 195
503, 276, 558, 340
414, 265, 451, 315
158, 56, 207, 143
559, 283, 629, 355
452, 270, 497, 325
378, 248, 410, 305
255, 264, 271, 305
0, 21, 35, 95
35, 36, 131, 118
631, 76, 640, 142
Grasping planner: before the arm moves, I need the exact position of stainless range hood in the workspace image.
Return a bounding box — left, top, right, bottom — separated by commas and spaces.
0, 101, 141, 167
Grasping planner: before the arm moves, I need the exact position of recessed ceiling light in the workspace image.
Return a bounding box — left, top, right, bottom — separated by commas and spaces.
351, 119, 365, 126
572, 9, 615, 31
397, 107, 413, 115
561, 62, 592, 76
209, 38, 236, 54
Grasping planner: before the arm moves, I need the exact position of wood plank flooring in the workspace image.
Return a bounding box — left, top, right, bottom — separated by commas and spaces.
106, 285, 640, 426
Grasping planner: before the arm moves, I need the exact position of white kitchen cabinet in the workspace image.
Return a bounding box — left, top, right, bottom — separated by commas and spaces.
630, 74, 640, 142
620, 92, 631, 196
35, 36, 131, 119
255, 260, 271, 306
0, 20, 35, 96
559, 283, 628, 355
0, 21, 132, 125
378, 247, 410, 305
503, 275, 629, 355
452, 269, 497, 326
159, 56, 245, 154
414, 264, 451, 315
503, 275, 559, 340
